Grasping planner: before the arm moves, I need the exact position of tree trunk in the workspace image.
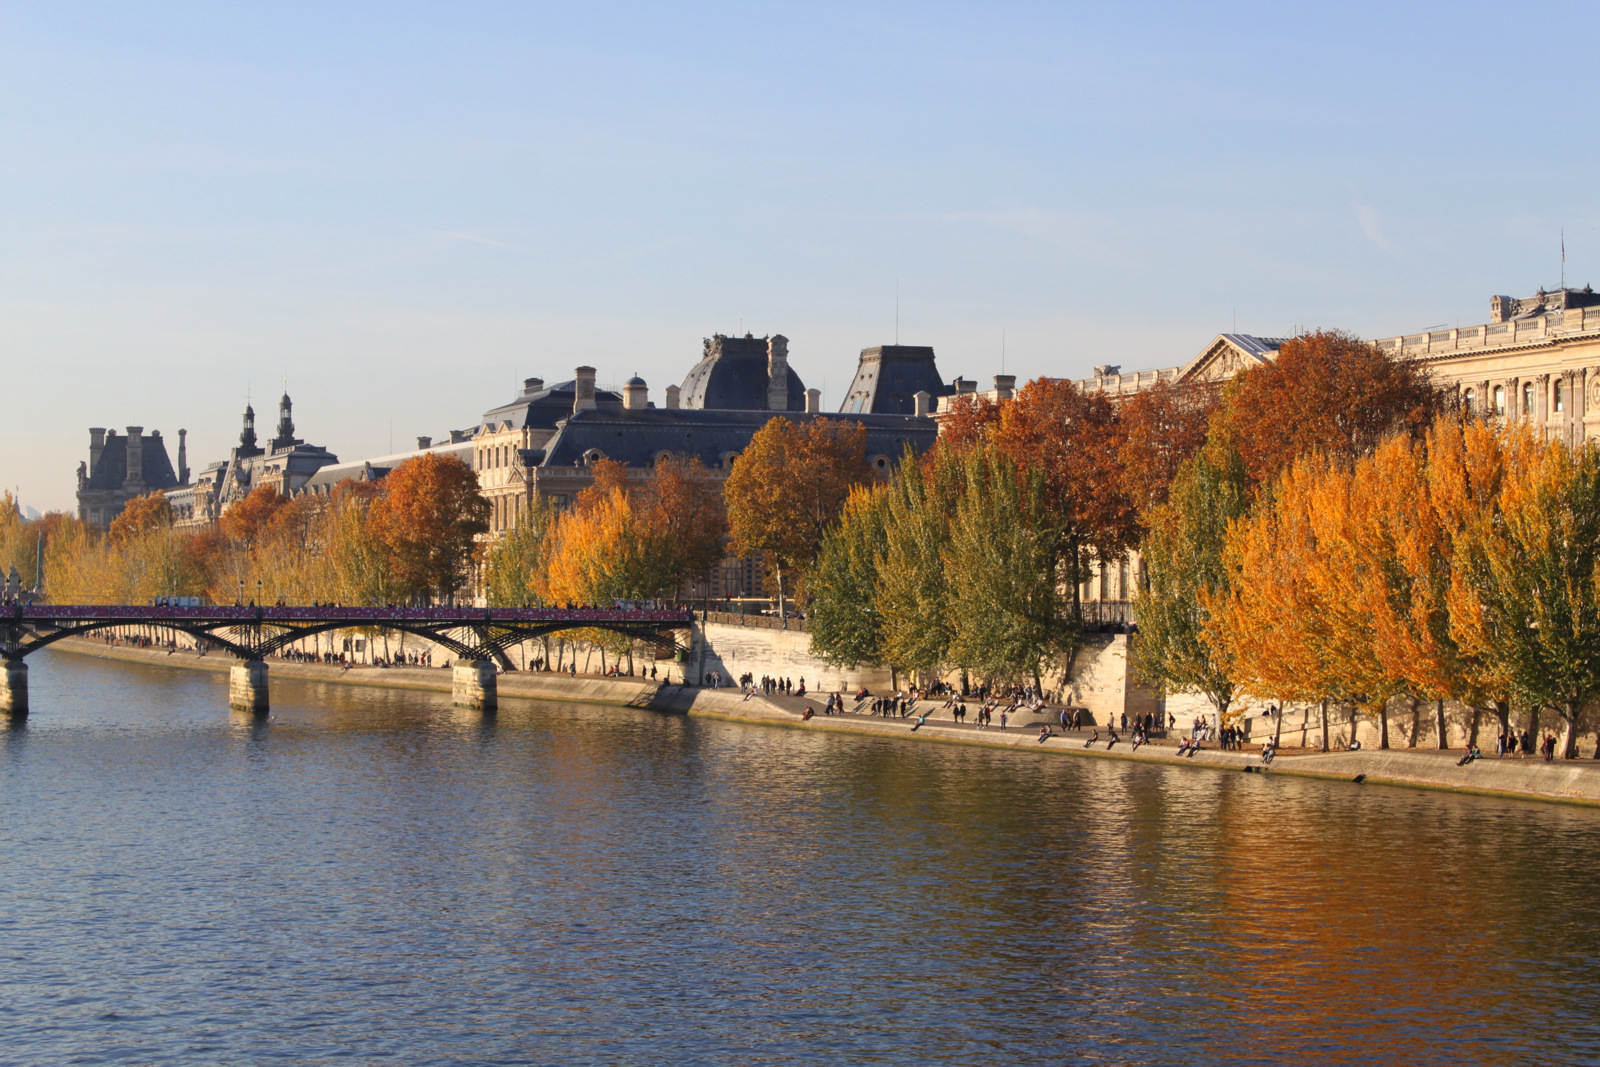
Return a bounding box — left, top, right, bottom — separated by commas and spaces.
1528, 704, 1541, 753
1560, 703, 1579, 759
1321, 697, 1330, 752
1468, 705, 1481, 749
1379, 703, 1390, 749
1406, 697, 1420, 748
1272, 704, 1283, 747
774, 559, 787, 630
1494, 700, 1510, 738
1436, 699, 1448, 750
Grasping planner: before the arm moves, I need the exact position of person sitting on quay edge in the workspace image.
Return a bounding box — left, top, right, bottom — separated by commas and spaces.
1084, 729, 1100, 748
1037, 725, 1053, 744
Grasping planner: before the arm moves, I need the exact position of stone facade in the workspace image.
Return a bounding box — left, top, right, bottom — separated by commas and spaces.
168, 394, 339, 529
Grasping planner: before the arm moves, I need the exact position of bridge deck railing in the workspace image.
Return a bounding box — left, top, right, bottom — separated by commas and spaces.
10, 605, 694, 624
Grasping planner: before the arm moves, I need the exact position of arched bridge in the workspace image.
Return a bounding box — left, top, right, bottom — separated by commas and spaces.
0, 604, 695, 716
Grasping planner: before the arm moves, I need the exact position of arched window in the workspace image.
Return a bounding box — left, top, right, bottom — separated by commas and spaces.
1522, 382, 1535, 415
1463, 387, 1476, 413
1493, 385, 1506, 415
1555, 380, 1565, 413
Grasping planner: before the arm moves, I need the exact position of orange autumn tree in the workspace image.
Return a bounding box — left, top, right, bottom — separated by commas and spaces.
1449, 424, 1600, 758
635, 453, 727, 596
1214, 330, 1448, 492
220, 485, 286, 544
989, 378, 1136, 620
107, 492, 173, 543
537, 455, 721, 606
539, 483, 673, 605
1336, 422, 1514, 749
1118, 379, 1219, 521
1210, 454, 1412, 746
369, 453, 490, 602
724, 417, 869, 618
933, 393, 1002, 456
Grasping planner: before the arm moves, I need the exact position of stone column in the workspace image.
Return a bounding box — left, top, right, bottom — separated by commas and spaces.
229, 660, 269, 713
452, 660, 497, 711
805, 388, 821, 413
0, 660, 27, 717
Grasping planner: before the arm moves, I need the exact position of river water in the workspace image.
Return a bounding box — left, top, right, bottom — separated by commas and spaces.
4, 650, 1600, 1065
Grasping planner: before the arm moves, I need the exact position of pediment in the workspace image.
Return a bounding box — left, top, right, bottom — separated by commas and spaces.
1177, 334, 1285, 385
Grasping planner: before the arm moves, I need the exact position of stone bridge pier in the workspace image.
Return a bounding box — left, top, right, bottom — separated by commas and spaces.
1, 661, 27, 717
229, 660, 269, 714
452, 660, 497, 711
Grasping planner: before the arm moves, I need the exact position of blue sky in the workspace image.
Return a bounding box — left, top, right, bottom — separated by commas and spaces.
4, 2, 1598, 511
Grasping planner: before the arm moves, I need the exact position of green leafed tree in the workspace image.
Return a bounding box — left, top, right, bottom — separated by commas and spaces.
482, 496, 556, 607
877, 447, 961, 676
807, 484, 891, 668
1133, 441, 1250, 721
945, 446, 1063, 687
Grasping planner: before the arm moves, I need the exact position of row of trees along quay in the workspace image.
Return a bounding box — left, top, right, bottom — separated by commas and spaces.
9, 330, 1600, 755
804, 330, 1600, 759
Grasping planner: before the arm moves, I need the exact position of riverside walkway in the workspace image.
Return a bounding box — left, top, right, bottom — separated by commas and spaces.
0, 604, 694, 715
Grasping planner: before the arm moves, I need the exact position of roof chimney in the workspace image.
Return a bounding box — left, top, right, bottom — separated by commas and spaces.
417, 436, 432, 450
767, 335, 790, 411
913, 390, 932, 417
993, 375, 1016, 400
953, 378, 976, 395
177, 428, 188, 484
805, 388, 821, 413
523, 377, 544, 396
89, 428, 106, 473
573, 366, 598, 413
665, 384, 681, 410
124, 427, 144, 488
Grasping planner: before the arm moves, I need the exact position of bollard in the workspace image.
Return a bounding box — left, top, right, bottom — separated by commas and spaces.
229, 660, 269, 714
452, 660, 498, 711
0, 660, 26, 717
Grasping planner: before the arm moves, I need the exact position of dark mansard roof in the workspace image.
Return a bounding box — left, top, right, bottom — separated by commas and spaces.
479, 379, 624, 431
678, 334, 806, 411
85, 432, 181, 492
839, 345, 955, 415
534, 408, 936, 470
